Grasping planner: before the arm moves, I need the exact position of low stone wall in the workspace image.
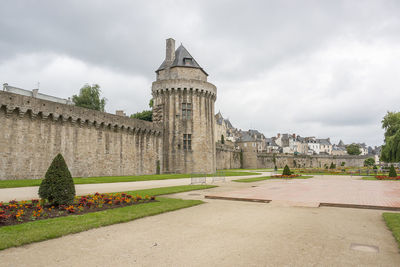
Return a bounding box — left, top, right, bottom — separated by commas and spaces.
257, 153, 369, 169
0, 91, 163, 180
216, 144, 241, 170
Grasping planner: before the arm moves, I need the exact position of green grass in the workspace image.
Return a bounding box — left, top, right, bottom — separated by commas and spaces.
383, 213, 400, 250
233, 175, 313, 183
0, 171, 258, 189
0, 185, 216, 250
362, 176, 378, 180
224, 168, 277, 171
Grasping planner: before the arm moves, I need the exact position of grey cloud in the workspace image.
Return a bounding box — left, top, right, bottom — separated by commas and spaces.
1, 0, 400, 146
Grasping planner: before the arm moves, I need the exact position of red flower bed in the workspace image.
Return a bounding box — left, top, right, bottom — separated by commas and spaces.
0, 192, 156, 227
272, 174, 300, 178
375, 176, 400, 180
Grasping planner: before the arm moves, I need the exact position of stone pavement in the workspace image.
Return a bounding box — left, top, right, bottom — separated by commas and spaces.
0, 172, 269, 202
205, 175, 400, 210
1, 175, 400, 266
1, 188, 400, 266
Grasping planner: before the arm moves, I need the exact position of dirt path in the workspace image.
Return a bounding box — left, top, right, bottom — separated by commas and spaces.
1, 182, 399, 266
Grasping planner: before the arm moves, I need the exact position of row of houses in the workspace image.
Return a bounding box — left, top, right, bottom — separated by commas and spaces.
214, 112, 380, 157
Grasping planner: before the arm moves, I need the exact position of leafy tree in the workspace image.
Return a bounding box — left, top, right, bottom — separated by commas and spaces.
131, 110, 152, 122
341, 162, 345, 167
364, 157, 375, 167
381, 111, 400, 163
131, 99, 153, 122
346, 144, 361, 155
72, 84, 106, 111
329, 162, 336, 169
221, 135, 225, 144
282, 165, 291, 175
389, 165, 397, 177
39, 154, 76, 206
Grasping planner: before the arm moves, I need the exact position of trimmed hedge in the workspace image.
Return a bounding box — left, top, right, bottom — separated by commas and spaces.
39, 154, 76, 205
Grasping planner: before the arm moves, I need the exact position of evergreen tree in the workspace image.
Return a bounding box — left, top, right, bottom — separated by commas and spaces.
389, 165, 397, 178
39, 154, 76, 205
221, 135, 225, 144
282, 165, 291, 175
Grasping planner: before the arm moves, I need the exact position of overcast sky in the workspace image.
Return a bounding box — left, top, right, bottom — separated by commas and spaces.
1, 0, 399, 146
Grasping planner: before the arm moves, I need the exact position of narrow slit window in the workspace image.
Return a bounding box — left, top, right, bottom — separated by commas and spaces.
183, 134, 192, 150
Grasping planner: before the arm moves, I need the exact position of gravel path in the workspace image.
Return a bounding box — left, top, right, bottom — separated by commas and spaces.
1, 177, 400, 266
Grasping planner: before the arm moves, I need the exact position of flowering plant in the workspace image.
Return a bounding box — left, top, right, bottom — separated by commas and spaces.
0, 192, 156, 227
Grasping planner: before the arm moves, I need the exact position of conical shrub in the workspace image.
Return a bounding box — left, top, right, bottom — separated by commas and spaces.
39, 153, 76, 205
389, 165, 397, 178
282, 165, 291, 176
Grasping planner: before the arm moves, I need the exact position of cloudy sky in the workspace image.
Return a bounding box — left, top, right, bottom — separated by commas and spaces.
1, 0, 399, 146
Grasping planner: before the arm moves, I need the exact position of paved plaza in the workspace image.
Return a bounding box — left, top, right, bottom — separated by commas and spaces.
205, 176, 400, 210
1, 174, 400, 266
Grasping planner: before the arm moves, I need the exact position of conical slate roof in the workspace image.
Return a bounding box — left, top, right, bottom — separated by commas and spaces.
157, 44, 208, 75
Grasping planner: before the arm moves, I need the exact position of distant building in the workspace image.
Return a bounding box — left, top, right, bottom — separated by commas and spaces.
3, 83, 73, 105
317, 138, 332, 155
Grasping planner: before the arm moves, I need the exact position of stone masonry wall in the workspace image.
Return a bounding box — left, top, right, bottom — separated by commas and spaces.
216, 143, 241, 170
152, 75, 217, 174
0, 91, 163, 180
257, 153, 369, 169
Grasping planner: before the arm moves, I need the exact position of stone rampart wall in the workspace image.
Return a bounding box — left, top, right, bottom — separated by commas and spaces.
257, 153, 369, 169
0, 91, 163, 179
216, 144, 241, 170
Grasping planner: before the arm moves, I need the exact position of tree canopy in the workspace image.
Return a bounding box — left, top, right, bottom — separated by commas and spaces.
364, 157, 375, 167
346, 144, 361, 155
381, 111, 400, 163
72, 84, 106, 111
130, 99, 153, 122
130, 110, 152, 122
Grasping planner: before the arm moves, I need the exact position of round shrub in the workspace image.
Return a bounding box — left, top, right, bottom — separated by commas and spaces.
389, 165, 397, 178
282, 165, 291, 176
39, 153, 76, 206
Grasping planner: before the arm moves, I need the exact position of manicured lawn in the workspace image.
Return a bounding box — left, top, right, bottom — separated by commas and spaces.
224, 168, 277, 171
0, 171, 258, 189
233, 176, 313, 183
362, 176, 378, 180
383, 213, 400, 250
0, 185, 216, 250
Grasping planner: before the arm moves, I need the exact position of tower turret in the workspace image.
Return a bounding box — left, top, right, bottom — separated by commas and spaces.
152, 38, 217, 174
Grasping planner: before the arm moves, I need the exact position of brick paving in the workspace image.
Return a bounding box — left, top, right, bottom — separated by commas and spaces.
205, 177, 400, 210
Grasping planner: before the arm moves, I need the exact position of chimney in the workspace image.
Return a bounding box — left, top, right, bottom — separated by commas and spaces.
115, 110, 126, 117
165, 38, 175, 66
32, 89, 39, 98
277, 133, 280, 138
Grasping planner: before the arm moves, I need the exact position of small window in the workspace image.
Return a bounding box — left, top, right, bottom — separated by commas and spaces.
183, 134, 192, 150
184, 58, 192, 65
182, 103, 192, 120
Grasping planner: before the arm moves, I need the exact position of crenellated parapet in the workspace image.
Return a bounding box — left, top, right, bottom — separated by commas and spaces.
152, 79, 217, 100
0, 90, 162, 136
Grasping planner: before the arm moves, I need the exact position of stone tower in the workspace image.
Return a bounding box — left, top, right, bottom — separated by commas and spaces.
152, 38, 217, 174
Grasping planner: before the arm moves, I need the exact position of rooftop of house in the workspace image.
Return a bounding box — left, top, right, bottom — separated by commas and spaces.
317, 138, 332, 145
3, 83, 73, 105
